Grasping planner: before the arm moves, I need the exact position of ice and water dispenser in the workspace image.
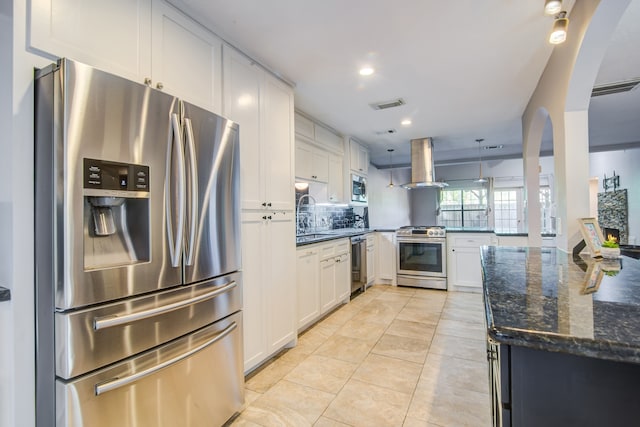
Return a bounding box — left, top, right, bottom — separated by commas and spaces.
83, 158, 151, 270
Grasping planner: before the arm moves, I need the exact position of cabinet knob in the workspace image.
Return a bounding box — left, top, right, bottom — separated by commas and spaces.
262, 215, 267, 220
267, 215, 272, 220
267, 202, 272, 207
262, 202, 267, 207
144, 77, 152, 86
156, 82, 164, 90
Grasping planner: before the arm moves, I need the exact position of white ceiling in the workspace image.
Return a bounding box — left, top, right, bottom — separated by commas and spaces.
170, 0, 640, 167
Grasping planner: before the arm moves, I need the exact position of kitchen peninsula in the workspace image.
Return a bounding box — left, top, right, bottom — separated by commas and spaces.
481, 246, 640, 427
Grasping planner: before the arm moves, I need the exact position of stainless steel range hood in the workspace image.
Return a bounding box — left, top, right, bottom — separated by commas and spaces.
402, 138, 448, 189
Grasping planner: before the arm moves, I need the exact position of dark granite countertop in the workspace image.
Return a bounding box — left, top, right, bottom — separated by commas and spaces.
0, 286, 10, 302
481, 246, 640, 364
296, 228, 372, 246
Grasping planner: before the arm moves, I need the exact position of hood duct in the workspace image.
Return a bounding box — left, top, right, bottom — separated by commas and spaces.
402, 138, 448, 189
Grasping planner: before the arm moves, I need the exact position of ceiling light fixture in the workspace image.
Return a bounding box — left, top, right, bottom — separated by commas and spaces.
401, 119, 412, 126
549, 11, 569, 44
544, 0, 562, 16
474, 139, 487, 184
387, 149, 395, 188
359, 67, 375, 76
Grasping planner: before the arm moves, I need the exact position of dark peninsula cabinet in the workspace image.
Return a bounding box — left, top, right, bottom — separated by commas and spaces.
482, 246, 640, 427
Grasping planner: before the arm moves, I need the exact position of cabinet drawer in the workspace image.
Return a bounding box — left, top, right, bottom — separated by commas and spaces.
366, 234, 375, 247
452, 236, 492, 247
319, 242, 337, 260
335, 240, 350, 255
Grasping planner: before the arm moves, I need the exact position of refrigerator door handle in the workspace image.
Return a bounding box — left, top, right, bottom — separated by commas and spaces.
165, 112, 186, 267
93, 280, 238, 330
94, 321, 238, 396
184, 117, 198, 266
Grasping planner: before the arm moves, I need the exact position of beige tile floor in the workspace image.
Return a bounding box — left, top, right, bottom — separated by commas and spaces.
231, 285, 491, 427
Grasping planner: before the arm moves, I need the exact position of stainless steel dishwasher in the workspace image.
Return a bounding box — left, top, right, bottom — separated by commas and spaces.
351, 235, 367, 294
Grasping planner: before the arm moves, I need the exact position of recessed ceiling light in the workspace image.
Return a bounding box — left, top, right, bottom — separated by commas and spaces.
401, 119, 412, 126
359, 67, 375, 76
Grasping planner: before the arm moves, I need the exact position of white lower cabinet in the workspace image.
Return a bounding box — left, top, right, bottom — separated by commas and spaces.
376, 232, 396, 284
366, 234, 376, 286
447, 233, 497, 292
242, 211, 296, 373
296, 248, 320, 328
296, 238, 350, 331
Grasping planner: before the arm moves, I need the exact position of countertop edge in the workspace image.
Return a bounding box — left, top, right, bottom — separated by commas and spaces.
486, 325, 640, 365
296, 229, 373, 246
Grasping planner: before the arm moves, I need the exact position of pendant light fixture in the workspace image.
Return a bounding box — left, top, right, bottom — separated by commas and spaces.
544, 0, 562, 16
387, 148, 395, 188
474, 139, 487, 184
549, 11, 569, 44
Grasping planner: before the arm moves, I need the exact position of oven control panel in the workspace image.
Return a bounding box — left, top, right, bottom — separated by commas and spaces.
396, 226, 446, 238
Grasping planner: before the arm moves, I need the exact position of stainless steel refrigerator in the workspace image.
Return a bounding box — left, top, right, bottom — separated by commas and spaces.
34, 59, 243, 426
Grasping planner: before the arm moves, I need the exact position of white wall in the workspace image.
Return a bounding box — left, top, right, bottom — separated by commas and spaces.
590, 148, 640, 244
437, 157, 555, 182
367, 165, 411, 229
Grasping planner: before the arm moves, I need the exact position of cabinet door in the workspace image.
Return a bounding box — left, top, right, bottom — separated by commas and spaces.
335, 253, 351, 302
223, 47, 263, 210
240, 213, 267, 372
263, 76, 295, 211
312, 149, 329, 182
319, 258, 337, 314
29, 0, 152, 82
449, 246, 483, 290
266, 213, 296, 353
152, 1, 222, 113
359, 146, 369, 175
328, 154, 344, 202
296, 247, 320, 329
295, 140, 314, 181
376, 232, 396, 281
366, 244, 376, 285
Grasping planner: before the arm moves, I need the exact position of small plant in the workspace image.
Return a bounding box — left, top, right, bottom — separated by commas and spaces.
602, 235, 619, 248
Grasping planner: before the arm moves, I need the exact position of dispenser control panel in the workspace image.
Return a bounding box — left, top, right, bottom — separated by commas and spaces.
84, 158, 150, 192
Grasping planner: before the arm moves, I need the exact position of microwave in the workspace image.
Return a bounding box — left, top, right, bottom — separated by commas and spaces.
351, 174, 367, 203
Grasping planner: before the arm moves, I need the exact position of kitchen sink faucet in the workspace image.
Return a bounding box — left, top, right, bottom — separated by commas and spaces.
296, 194, 316, 235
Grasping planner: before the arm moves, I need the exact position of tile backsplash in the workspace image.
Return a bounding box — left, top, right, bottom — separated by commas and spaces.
297, 204, 368, 235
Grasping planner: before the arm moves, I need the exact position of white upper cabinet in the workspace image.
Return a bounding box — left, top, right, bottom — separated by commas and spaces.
294, 113, 315, 140
30, 0, 152, 82
328, 154, 344, 202
224, 46, 295, 211
151, 1, 222, 113
262, 76, 295, 211
295, 139, 329, 183
350, 139, 369, 175
29, 0, 222, 112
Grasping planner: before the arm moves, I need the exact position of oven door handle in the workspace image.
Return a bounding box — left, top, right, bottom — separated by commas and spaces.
94, 321, 237, 396
93, 281, 237, 330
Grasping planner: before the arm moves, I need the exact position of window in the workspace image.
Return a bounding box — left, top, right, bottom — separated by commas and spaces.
438, 186, 489, 228
494, 189, 521, 233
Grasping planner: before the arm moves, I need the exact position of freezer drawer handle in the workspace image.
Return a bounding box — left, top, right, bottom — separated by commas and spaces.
93, 281, 237, 330
94, 321, 238, 396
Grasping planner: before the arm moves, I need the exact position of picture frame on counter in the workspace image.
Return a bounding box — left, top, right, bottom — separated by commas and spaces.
578, 217, 605, 258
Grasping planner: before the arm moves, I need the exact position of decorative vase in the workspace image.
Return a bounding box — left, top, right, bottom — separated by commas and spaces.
600, 246, 620, 259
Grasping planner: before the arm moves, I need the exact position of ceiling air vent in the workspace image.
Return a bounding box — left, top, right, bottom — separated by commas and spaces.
370, 98, 405, 110
592, 78, 640, 97
374, 129, 397, 135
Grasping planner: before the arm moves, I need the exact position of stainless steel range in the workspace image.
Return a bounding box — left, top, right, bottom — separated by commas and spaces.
396, 226, 447, 290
